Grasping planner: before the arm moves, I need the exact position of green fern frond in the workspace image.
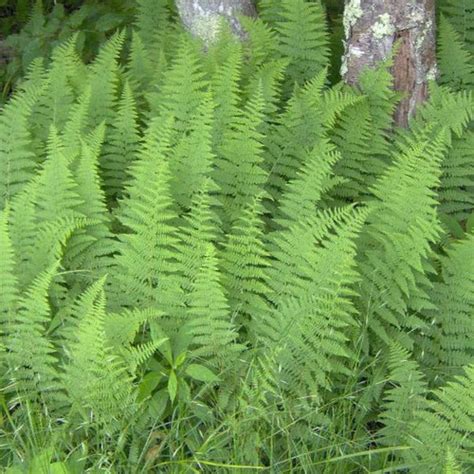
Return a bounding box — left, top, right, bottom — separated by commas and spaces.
66, 134, 114, 285
419, 233, 474, 376
0, 84, 40, 208
111, 118, 183, 318
62, 87, 92, 163
185, 244, 242, 369
406, 364, 474, 473
259, 206, 367, 403
135, 0, 172, 57
241, 16, 279, 75
275, 0, 330, 88
275, 138, 340, 225
378, 344, 428, 446
31, 35, 78, 143
220, 195, 270, 337
209, 40, 242, 150
170, 95, 216, 211
0, 207, 19, 367
3, 263, 61, 410
176, 178, 220, 297
101, 81, 141, 201
126, 31, 155, 96
440, 0, 474, 56
439, 131, 474, 220
358, 129, 447, 349
214, 84, 268, 226
438, 15, 474, 91
148, 37, 207, 135
63, 279, 136, 431
87, 30, 124, 128
34, 127, 83, 223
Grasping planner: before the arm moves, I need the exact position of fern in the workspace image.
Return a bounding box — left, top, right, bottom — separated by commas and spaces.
214, 85, 268, 226
148, 37, 207, 135
63, 279, 136, 431
357, 128, 447, 349
438, 15, 474, 91
101, 81, 140, 201
175, 179, 220, 297
378, 345, 428, 447
34, 127, 83, 223
0, 84, 40, 208
87, 30, 124, 129
3, 263, 62, 410
419, 234, 474, 376
275, 0, 330, 88
185, 244, 241, 369
220, 196, 270, 337
258, 207, 367, 403
0, 207, 19, 368
111, 118, 183, 319
440, 0, 474, 56
170, 95, 215, 211
438, 131, 474, 220
406, 364, 474, 473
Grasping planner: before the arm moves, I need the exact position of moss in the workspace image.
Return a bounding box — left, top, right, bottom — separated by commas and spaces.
372, 13, 395, 39
343, 0, 363, 37
192, 13, 222, 44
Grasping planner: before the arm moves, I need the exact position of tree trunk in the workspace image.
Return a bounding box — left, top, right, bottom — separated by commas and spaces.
342, 0, 437, 127
175, 0, 257, 45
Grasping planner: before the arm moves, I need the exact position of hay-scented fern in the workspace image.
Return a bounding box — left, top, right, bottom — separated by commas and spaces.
0, 1, 473, 472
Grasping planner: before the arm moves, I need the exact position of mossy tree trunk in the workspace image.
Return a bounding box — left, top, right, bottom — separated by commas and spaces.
175, 0, 257, 45
342, 0, 437, 127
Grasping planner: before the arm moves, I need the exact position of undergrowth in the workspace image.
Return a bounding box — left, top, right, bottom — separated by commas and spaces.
0, 0, 473, 472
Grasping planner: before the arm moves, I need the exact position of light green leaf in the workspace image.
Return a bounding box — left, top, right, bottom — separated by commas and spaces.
168, 371, 178, 402
185, 364, 219, 383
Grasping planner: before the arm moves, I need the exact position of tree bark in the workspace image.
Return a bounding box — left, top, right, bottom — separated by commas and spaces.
342, 0, 437, 127
175, 0, 257, 45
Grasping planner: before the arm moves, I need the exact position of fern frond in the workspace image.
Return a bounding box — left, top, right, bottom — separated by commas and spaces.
259, 206, 367, 403
34, 127, 83, 223
186, 244, 241, 369
67, 134, 114, 285
419, 233, 474, 376
378, 344, 428, 446
438, 15, 474, 91
87, 30, 124, 128
358, 129, 447, 349
439, 131, 474, 220
241, 16, 279, 75
101, 81, 140, 201
111, 118, 183, 318
4, 263, 62, 410
62, 87, 92, 163
170, 95, 215, 211
275, 138, 340, 225
63, 280, 136, 431
134, 0, 172, 57
275, 0, 330, 88
148, 37, 207, 135
31, 35, 78, 143
406, 364, 474, 473
0, 207, 19, 367
176, 178, 220, 297
440, 0, 474, 56
220, 196, 270, 337
0, 85, 40, 208
214, 85, 267, 226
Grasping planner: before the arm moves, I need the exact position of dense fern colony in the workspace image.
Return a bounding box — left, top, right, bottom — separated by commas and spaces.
0, 0, 473, 472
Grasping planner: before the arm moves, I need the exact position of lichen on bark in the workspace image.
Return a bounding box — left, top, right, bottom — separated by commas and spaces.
175, 0, 257, 45
342, 0, 437, 127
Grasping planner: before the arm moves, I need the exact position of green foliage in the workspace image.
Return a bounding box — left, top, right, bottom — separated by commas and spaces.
0, 2, 473, 473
